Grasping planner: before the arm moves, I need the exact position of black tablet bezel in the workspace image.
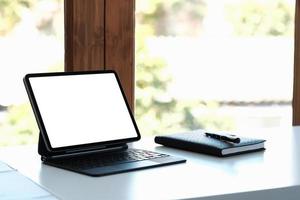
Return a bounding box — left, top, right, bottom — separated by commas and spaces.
23, 70, 141, 154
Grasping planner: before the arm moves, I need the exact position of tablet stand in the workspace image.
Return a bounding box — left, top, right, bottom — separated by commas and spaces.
38, 132, 54, 158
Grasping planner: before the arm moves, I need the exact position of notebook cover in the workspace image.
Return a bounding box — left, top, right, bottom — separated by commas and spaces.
154, 130, 266, 157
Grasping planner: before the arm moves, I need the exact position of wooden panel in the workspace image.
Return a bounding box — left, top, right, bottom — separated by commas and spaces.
293, 0, 300, 125
105, 0, 135, 111
64, 0, 135, 110
64, 0, 105, 71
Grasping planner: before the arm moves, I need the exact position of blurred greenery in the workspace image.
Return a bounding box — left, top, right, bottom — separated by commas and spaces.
226, 0, 294, 36
136, 0, 206, 36
0, 0, 295, 146
135, 0, 235, 135
0, 0, 63, 36
135, 0, 294, 135
0, 0, 63, 146
0, 104, 38, 146
0, 0, 34, 35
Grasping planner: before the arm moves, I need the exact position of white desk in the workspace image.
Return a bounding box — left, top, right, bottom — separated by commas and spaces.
1, 127, 300, 200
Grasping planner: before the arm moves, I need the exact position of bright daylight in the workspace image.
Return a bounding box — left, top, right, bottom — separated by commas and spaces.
0, 0, 296, 146
0, 1, 299, 199
135, 0, 295, 135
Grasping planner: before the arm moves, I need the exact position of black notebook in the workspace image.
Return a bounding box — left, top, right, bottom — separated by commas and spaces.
155, 130, 266, 157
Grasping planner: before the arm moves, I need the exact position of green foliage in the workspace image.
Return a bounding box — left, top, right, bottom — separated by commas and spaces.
226, 0, 294, 36
0, 104, 38, 146
0, 0, 63, 36
135, 0, 294, 136
135, 1, 234, 135
0, 0, 63, 146
136, 0, 206, 36
135, 19, 174, 135
0, 0, 295, 147
0, 0, 35, 35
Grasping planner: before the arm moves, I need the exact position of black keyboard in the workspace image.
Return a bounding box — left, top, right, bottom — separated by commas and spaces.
46, 149, 169, 170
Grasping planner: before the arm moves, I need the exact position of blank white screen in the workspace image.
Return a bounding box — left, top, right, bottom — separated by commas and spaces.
29, 73, 138, 148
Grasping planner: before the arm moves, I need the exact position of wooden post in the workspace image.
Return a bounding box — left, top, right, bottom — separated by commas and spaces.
293, 0, 300, 125
105, 0, 135, 111
64, 0, 135, 110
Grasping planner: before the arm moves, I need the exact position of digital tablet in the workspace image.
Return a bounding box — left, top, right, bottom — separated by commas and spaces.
23, 70, 140, 155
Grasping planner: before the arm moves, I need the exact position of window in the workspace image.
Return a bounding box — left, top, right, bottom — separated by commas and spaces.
0, 0, 64, 146
135, 0, 295, 135
0, 0, 135, 146
1, 0, 299, 146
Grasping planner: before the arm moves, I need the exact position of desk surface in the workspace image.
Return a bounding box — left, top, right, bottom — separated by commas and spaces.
1, 127, 300, 200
